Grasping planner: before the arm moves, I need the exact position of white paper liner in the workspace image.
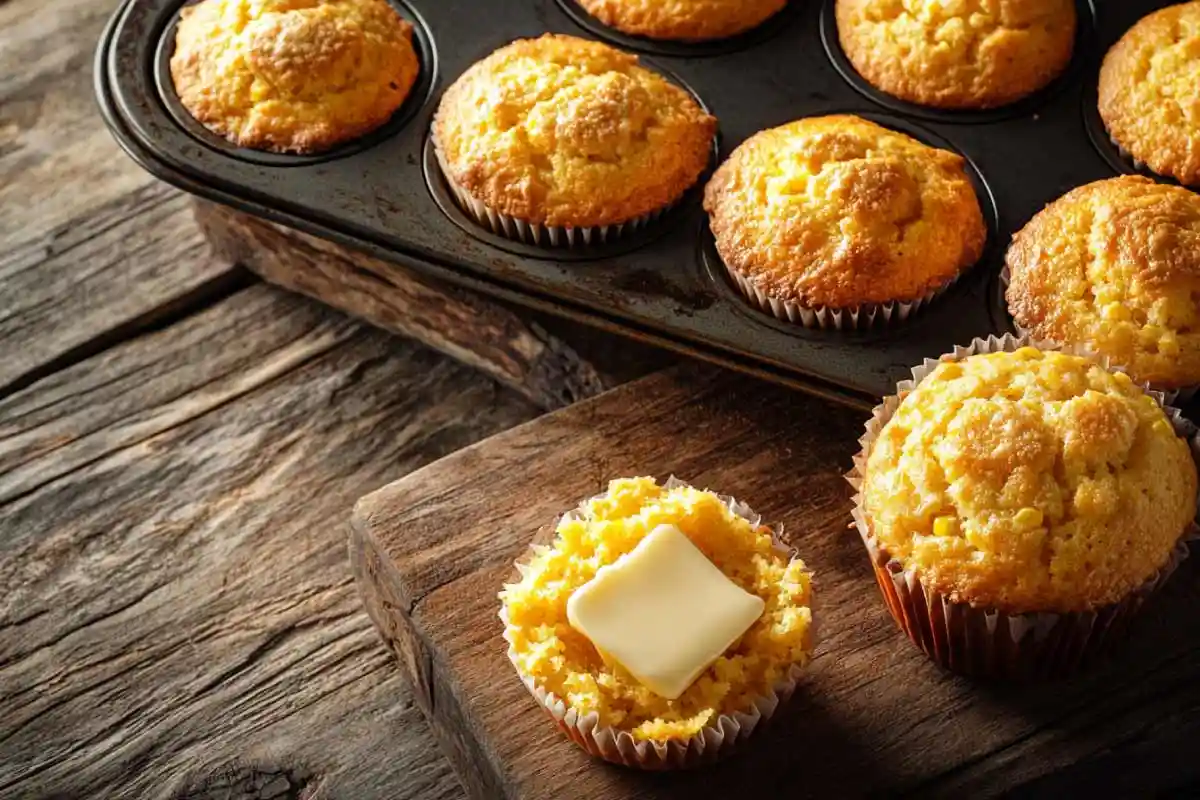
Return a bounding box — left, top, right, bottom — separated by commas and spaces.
723, 257, 959, 331
846, 333, 1200, 679
498, 476, 811, 769
1000, 264, 1199, 405
432, 132, 677, 248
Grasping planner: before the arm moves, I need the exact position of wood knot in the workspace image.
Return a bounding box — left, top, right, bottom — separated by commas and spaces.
173, 762, 320, 800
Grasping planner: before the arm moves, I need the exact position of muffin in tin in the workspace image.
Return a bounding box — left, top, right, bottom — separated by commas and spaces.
853, 340, 1197, 679
170, 0, 420, 154
835, 0, 1077, 110
1098, 1, 1200, 186
433, 34, 716, 246
703, 114, 986, 329
577, 0, 787, 42
500, 476, 813, 768
1007, 176, 1200, 393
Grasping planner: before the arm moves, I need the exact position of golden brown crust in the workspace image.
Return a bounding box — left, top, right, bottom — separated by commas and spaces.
577, 0, 786, 41
170, 0, 419, 154
835, 0, 1076, 110
433, 35, 715, 229
1098, 2, 1200, 186
702, 115, 986, 309
1006, 177, 1200, 390
864, 348, 1197, 613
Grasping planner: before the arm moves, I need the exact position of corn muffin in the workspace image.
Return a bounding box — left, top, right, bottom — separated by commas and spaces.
577, 0, 786, 42
835, 0, 1077, 110
500, 477, 812, 766
863, 347, 1196, 614
1007, 177, 1200, 391
703, 114, 985, 326
170, 0, 419, 154
433, 34, 715, 241
1098, 2, 1200, 186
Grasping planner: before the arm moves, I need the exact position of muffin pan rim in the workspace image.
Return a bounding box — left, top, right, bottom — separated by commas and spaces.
96, 0, 1174, 410
151, 0, 441, 167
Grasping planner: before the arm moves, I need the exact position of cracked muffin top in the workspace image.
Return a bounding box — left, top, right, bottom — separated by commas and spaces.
835, 0, 1077, 109
170, 0, 419, 154
432, 34, 716, 229
576, 0, 786, 42
864, 347, 1197, 613
703, 114, 986, 309
1099, 1, 1200, 186
1007, 177, 1200, 390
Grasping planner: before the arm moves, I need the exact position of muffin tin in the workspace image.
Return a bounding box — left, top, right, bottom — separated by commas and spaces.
96, 0, 1172, 410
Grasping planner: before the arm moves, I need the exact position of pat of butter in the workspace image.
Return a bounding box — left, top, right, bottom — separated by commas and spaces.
566, 523, 765, 700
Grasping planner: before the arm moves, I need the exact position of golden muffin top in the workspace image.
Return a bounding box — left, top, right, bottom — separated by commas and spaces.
703, 115, 986, 309
864, 347, 1197, 613
170, 0, 419, 154
577, 0, 786, 41
500, 477, 812, 742
433, 35, 715, 228
1099, 2, 1200, 186
835, 0, 1077, 109
1007, 177, 1200, 390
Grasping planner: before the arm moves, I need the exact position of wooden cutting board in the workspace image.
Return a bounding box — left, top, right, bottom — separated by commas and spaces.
351, 364, 1200, 799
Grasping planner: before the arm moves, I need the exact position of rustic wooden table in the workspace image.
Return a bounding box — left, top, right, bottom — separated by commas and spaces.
0, 1, 666, 797
9, 2, 1200, 799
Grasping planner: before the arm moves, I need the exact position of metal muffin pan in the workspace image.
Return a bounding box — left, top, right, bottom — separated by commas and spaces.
97, 0, 1174, 410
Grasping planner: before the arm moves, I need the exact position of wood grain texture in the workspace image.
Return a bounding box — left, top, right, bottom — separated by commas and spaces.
0, 0, 244, 395
352, 367, 1200, 799
193, 201, 669, 410
0, 284, 545, 799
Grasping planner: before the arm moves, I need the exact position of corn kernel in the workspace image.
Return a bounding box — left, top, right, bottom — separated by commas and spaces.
933, 516, 960, 537
1013, 347, 1041, 361
938, 362, 963, 380
1113, 371, 1134, 386
1102, 303, 1131, 322
1014, 507, 1044, 529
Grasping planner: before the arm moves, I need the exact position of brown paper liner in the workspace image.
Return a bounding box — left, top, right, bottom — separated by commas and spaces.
724, 258, 958, 331
999, 265, 1199, 404
499, 476, 811, 768
432, 130, 677, 248
848, 333, 1200, 680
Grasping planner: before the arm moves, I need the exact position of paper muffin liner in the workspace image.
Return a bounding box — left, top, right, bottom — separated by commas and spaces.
432, 132, 677, 248
1000, 265, 1199, 405
723, 258, 958, 331
499, 476, 811, 769
847, 332, 1200, 680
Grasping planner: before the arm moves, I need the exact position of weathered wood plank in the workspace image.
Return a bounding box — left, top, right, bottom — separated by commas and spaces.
0, 0, 246, 395
193, 201, 609, 411
192, 201, 671, 410
0, 285, 543, 799
352, 367, 1200, 799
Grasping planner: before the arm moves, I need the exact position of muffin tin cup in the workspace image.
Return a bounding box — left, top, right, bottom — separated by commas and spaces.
725, 261, 957, 332
998, 266, 1200, 405
431, 132, 677, 249
498, 476, 812, 769
846, 332, 1200, 681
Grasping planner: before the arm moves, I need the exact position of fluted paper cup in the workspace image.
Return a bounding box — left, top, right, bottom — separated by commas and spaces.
723, 259, 959, 331
432, 132, 678, 248
499, 476, 811, 769
847, 333, 1199, 680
